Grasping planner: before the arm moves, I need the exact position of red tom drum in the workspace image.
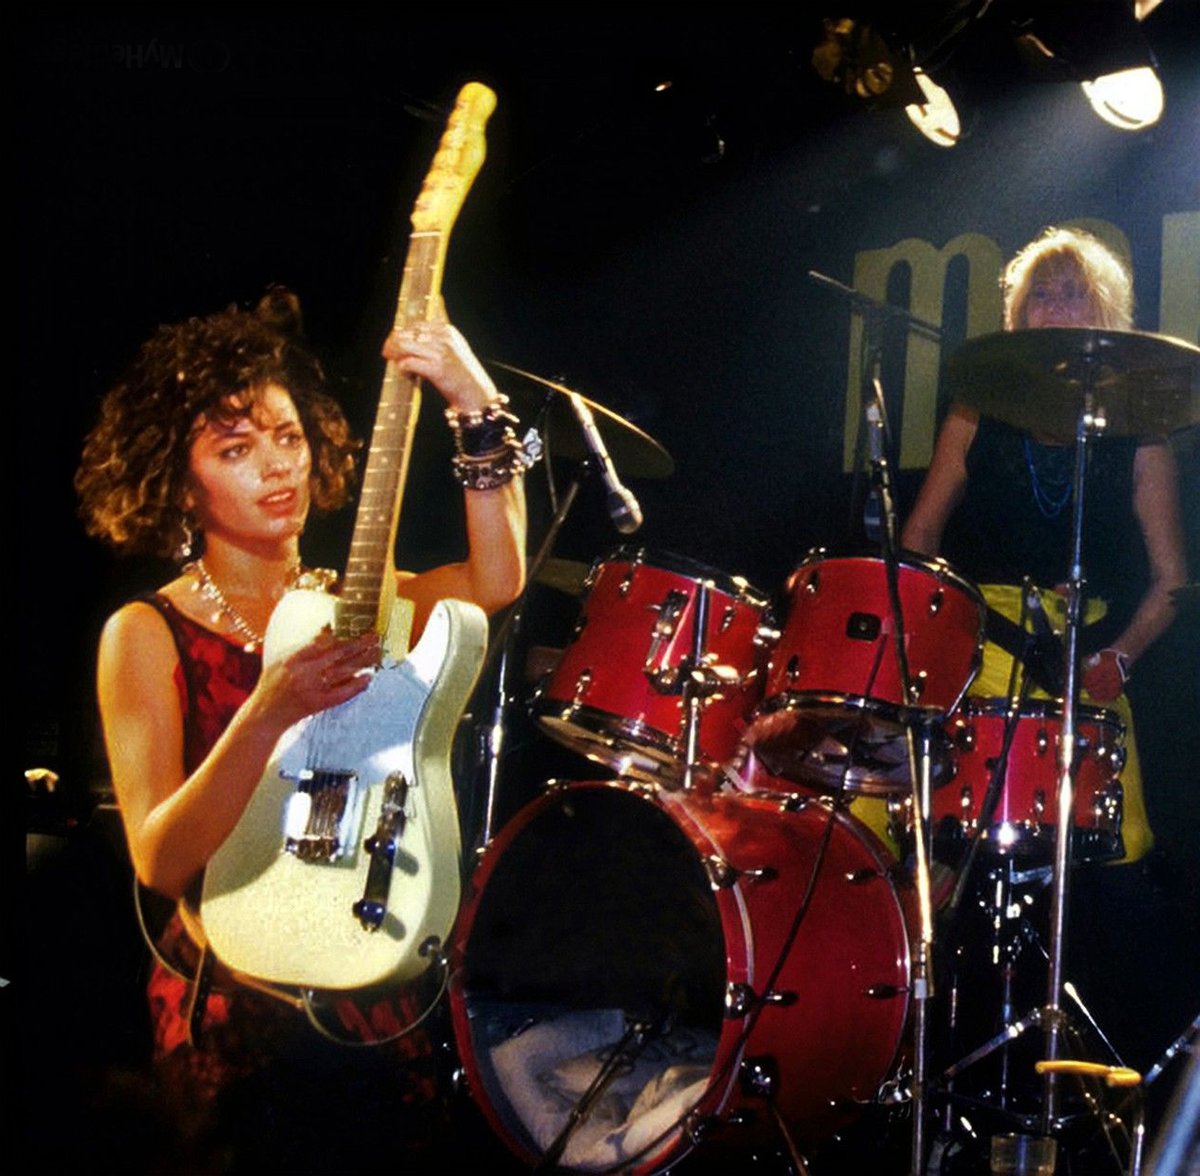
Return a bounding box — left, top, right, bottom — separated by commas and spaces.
450, 782, 913, 1173
532, 550, 770, 783
748, 551, 985, 796
935, 699, 1125, 860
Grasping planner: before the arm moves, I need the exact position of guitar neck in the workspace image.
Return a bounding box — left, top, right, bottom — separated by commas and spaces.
334, 81, 496, 641
339, 234, 447, 640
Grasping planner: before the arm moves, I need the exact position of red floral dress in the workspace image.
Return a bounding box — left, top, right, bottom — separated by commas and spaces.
139, 595, 442, 1142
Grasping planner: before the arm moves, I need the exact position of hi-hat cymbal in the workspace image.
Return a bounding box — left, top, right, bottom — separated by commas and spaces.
488, 361, 675, 478
947, 328, 1200, 441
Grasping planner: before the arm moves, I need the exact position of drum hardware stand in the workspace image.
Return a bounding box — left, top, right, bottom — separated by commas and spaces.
942, 587, 1038, 917
835, 277, 942, 1176
678, 577, 712, 793
533, 1013, 667, 1175
473, 397, 624, 852
1041, 381, 1106, 1136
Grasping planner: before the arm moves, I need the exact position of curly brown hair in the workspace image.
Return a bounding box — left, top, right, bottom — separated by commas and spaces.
77, 288, 360, 557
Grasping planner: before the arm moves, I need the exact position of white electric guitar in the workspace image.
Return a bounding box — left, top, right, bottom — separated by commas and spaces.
200, 83, 497, 991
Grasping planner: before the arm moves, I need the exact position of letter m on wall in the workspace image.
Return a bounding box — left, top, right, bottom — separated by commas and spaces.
842, 233, 1003, 472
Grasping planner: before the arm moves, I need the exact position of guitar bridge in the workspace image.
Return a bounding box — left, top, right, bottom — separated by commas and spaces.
283, 769, 360, 861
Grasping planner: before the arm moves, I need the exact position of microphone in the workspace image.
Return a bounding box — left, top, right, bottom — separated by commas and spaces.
864, 399, 884, 543
567, 392, 643, 534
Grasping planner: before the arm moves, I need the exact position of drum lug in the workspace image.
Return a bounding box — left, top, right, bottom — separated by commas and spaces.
572, 668, 592, 706
929, 587, 945, 615
845, 867, 882, 884
705, 855, 778, 888
865, 983, 905, 999
754, 622, 781, 648
725, 982, 754, 1018
725, 981, 794, 1017
739, 1055, 779, 1099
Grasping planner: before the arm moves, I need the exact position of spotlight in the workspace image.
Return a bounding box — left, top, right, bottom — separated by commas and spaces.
812, 18, 924, 107
1081, 65, 1164, 131
905, 67, 961, 147
1013, 0, 1164, 131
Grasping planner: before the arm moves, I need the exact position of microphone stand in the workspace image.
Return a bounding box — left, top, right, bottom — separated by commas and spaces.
809, 270, 942, 1176
473, 392, 645, 853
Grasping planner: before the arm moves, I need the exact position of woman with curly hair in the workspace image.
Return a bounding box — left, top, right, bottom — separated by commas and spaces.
76, 287, 526, 1161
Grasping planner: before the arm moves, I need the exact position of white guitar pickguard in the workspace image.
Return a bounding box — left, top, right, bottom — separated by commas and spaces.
200, 590, 487, 990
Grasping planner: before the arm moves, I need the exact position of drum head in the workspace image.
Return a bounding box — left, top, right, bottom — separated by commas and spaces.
451, 783, 913, 1172
452, 786, 726, 1172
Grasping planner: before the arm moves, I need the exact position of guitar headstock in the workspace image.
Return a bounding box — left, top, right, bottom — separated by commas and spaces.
411, 82, 497, 235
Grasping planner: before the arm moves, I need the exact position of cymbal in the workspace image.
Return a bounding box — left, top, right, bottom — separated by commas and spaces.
534, 556, 592, 597
947, 328, 1200, 441
488, 361, 675, 478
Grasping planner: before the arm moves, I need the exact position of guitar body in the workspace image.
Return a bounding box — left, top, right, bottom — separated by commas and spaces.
200, 590, 487, 990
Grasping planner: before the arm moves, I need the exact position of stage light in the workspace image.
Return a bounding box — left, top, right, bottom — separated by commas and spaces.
905, 67, 961, 147
1081, 65, 1164, 130
1013, 0, 1165, 132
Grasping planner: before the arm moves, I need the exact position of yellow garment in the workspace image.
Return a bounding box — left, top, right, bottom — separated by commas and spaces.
849, 582, 1149, 863
969, 584, 1150, 863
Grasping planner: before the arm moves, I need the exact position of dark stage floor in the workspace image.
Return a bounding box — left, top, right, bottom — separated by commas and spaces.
20, 784, 1199, 1176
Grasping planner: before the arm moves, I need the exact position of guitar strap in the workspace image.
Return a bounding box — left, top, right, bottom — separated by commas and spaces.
186, 943, 216, 1046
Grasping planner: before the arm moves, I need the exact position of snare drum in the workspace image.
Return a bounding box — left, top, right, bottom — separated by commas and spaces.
747, 551, 985, 796
936, 699, 1125, 860
532, 550, 770, 782
451, 782, 912, 1172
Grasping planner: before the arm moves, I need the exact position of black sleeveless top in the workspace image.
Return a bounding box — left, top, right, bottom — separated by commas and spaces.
941, 415, 1150, 651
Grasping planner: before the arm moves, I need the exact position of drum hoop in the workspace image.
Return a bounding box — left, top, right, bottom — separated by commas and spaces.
532, 702, 684, 762
450, 781, 755, 1169
797, 547, 987, 610
760, 689, 952, 724
594, 545, 770, 608
958, 697, 1124, 732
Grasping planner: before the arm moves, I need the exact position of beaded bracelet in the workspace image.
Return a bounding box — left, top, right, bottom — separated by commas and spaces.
451, 429, 542, 490
445, 396, 522, 458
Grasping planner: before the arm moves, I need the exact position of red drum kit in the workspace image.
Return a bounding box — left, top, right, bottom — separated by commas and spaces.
531, 551, 770, 783
449, 327, 1199, 1173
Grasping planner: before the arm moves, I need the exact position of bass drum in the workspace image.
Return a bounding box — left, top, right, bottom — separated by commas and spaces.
450, 783, 912, 1173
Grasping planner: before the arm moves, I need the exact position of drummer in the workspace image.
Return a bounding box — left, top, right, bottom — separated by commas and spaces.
901, 226, 1187, 864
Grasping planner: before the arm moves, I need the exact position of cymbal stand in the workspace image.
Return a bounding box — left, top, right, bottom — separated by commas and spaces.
474, 396, 591, 852
1042, 382, 1107, 1132
809, 271, 946, 1174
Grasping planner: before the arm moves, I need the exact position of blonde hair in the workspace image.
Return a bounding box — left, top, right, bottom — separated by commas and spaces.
1002, 227, 1133, 332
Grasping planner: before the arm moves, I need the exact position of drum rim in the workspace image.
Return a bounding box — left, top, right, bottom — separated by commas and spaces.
955, 697, 1124, 731
531, 702, 685, 780
794, 546, 988, 609
449, 780, 914, 1168
448, 780, 750, 1171
592, 545, 770, 607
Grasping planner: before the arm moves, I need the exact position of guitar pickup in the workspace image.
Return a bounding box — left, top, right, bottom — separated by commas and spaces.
283, 769, 360, 862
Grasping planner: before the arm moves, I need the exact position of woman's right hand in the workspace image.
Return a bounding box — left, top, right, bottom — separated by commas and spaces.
249, 629, 380, 734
